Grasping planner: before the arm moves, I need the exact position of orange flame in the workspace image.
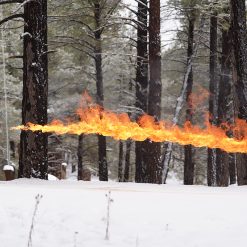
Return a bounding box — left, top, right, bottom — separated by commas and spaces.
11, 94, 247, 154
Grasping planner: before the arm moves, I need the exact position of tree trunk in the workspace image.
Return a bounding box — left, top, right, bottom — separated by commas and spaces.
118, 141, 124, 182
135, 0, 148, 183
124, 140, 132, 182
77, 134, 83, 180
216, 20, 232, 187
94, 2, 108, 181
18, 0, 48, 179
230, 0, 247, 185
184, 15, 195, 185
207, 13, 218, 186
229, 153, 237, 184
146, 0, 162, 184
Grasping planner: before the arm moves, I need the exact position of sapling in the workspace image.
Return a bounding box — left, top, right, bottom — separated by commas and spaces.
27, 194, 43, 247
105, 190, 113, 240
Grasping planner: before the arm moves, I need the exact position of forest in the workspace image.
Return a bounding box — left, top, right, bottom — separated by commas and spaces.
2, 1, 247, 246
1, 0, 247, 187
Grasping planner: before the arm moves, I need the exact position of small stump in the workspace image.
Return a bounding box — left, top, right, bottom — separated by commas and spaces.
3, 165, 15, 181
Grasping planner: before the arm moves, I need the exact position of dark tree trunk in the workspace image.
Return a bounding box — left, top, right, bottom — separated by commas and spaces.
230, 0, 247, 185
118, 141, 124, 182
10, 141, 15, 158
207, 13, 218, 186
229, 153, 237, 184
135, 0, 148, 183
94, 2, 108, 181
184, 15, 195, 185
77, 134, 84, 180
18, 0, 48, 179
146, 0, 162, 184
216, 20, 232, 187
124, 140, 132, 182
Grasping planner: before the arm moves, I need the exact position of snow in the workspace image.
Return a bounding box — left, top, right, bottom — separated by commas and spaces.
48, 174, 58, 181
3, 165, 14, 171
0, 180, 247, 247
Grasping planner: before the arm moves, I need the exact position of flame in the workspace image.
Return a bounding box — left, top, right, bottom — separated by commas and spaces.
11, 94, 247, 154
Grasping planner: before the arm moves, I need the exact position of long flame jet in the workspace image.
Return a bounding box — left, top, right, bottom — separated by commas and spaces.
12, 100, 247, 154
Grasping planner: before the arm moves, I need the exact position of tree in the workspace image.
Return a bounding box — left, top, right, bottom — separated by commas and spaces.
0, 0, 48, 179
135, 0, 148, 183
207, 5, 218, 186
215, 7, 233, 187
184, 4, 196, 185
19, 0, 48, 179
230, 0, 247, 185
93, 1, 108, 181
145, 0, 162, 184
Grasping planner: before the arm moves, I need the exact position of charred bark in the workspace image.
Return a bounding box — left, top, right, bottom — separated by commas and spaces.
184, 15, 195, 185
230, 0, 247, 185
135, 0, 148, 183
94, 2, 108, 181
146, 0, 162, 184
207, 13, 218, 186
19, 0, 48, 179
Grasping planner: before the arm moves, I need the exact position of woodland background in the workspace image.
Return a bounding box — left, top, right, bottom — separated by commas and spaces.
0, 0, 246, 186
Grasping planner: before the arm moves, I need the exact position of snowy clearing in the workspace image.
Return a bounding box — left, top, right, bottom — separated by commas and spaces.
0, 180, 247, 247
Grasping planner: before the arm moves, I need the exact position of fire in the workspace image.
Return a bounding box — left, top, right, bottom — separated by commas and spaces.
12, 93, 247, 154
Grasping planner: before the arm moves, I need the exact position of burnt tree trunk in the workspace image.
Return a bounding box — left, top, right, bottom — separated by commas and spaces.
135, 0, 148, 183
184, 15, 195, 185
216, 19, 232, 187
146, 0, 162, 184
19, 0, 48, 179
77, 134, 84, 180
118, 141, 124, 182
94, 2, 108, 181
207, 13, 218, 186
230, 0, 247, 185
124, 140, 132, 182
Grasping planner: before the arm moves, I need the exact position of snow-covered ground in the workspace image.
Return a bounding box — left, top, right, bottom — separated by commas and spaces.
1, 180, 247, 247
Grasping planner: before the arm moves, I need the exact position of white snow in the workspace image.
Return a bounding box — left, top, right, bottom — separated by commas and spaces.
0, 180, 247, 247
61, 162, 67, 167
48, 174, 58, 181
3, 165, 14, 171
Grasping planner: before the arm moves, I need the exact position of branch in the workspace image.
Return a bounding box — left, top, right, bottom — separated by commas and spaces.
0, 0, 22, 5
0, 13, 24, 26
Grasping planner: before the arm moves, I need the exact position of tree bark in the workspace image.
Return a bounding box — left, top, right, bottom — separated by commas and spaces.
146, 0, 162, 184
124, 140, 132, 182
216, 19, 232, 187
135, 0, 148, 183
94, 2, 108, 181
230, 0, 247, 185
118, 140, 124, 182
18, 0, 48, 179
207, 13, 218, 186
184, 15, 195, 185
77, 134, 84, 180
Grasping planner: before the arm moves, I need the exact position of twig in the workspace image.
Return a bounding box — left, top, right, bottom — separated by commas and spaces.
27, 194, 43, 247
